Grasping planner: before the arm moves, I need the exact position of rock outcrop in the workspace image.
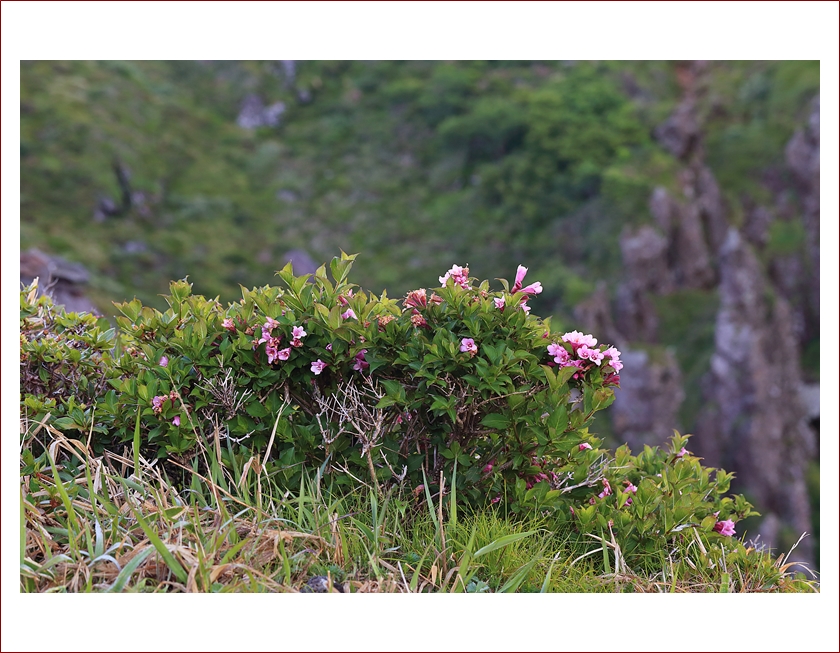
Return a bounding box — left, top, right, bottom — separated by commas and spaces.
20, 249, 98, 314
610, 347, 684, 452
694, 229, 815, 565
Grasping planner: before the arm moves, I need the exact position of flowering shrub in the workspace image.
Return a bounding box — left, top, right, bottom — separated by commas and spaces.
20, 254, 757, 567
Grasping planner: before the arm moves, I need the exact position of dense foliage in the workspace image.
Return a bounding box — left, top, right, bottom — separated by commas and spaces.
21, 256, 759, 571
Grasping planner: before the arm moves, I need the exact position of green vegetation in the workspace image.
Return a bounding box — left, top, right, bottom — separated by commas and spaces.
19, 262, 818, 592
21, 60, 818, 320
21, 423, 816, 593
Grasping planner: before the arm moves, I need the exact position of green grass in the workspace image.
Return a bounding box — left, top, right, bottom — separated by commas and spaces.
20, 420, 818, 594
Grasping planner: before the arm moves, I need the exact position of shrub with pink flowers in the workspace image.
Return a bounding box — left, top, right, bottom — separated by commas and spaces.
20, 254, 758, 568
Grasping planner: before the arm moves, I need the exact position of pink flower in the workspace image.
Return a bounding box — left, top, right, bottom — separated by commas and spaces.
598, 479, 612, 499
439, 264, 471, 289
561, 331, 597, 348
326, 343, 333, 351
520, 282, 543, 295
713, 520, 736, 537
291, 338, 303, 348
353, 350, 369, 372
494, 297, 506, 310
676, 447, 687, 458
222, 317, 236, 332
490, 496, 501, 505
291, 325, 307, 340
578, 345, 605, 365
547, 343, 571, 365
158, 355, 169, 367
405, 289, 428, 309
310, 359, 327, 375
579, 442, 592, 451
410, 312, 428, 328
172, 415, 181, 427
604, 346, 623, 372
482, 462, 494, 474
623, 481, 637, 506
277, 347, 291, 361
337, 290, 354, 306
460, 338, 478, 355
151, 395, 166, 414
264, 317, 280, 331
520, 302, 531, 315
512, 265, 528, 292
341, 308, 357, 320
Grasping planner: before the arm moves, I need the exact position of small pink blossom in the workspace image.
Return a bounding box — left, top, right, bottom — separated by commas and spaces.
512, 265, 528, 292
151, 395, 166, 414
405, 289, 428, 309
291, 338, 303, 348
520, 282, 543, 295
493, 297, 506, 310
158, 355, 169, 367
490, 496, 501, 505
676, 447, 687, 458
264, 317, 280, 331
310, 359, 327, 375
172, 415, 181, 427
604, 346, 623, 372
578, 345, 605, 365
562, 330, 597, 348
277, 347, 291, 361
713, 520, 736, 537
547, 343, 570, 365
598, 479, 612, 499
353, 350, 369, 372
520, 302, 531, 315
291, 325, 307, 340
410, 312, 428, 328
222, 317, 236, 332
482, 462, 493, 474
341, 308, 357, 320
460, 338, 478, 355
439, 264, 471, 289
579, 442, 592, 451
623, 482, 637, 506
326, 343, 333, 351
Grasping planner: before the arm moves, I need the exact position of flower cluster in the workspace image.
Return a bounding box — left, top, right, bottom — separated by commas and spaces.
151, 390, 183, 425
439, 264, 471, 290
546, 331, 622, 384
508, 265, 542, 314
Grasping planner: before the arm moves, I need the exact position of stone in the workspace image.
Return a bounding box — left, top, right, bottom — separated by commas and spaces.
694, 228, 815, 566
610, 347, 684, 453
20, 249, 98, 314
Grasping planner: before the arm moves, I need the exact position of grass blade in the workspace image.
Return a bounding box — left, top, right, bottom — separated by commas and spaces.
473, 530, 537, 558
107, 548, 154, 593
120, 480, 188, 584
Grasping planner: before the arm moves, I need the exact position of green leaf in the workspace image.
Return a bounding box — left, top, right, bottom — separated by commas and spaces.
479, 413, 510, 430
107, 548, 154, 592
473, 530, 537, 558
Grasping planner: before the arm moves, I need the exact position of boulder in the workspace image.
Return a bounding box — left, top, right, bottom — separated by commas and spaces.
20, 249, 98, 314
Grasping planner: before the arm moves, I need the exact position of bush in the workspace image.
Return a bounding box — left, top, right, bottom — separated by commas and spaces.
20, 254, 758, 568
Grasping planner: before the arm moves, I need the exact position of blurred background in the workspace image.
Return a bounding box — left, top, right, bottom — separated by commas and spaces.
19, 60, 820, 568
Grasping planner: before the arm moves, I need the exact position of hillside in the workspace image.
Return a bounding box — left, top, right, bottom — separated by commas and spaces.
20, 59, 820, 565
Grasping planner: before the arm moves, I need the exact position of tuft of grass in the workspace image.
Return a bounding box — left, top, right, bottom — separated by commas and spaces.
20, 421, 819, 593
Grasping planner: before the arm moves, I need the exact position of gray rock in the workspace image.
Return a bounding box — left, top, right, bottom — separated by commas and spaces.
237, 94, 285, 130
695, 228, 815, 566
20, 249, 98, 314
282, 249, 318, 276
610, 347, 684, 452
